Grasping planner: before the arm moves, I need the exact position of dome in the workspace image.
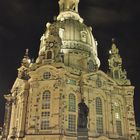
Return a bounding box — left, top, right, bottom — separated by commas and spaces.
56, 18, 98, 56
38, 0, 100, 70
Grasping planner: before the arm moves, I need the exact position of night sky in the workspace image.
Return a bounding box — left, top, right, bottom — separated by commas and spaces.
0, 0, 140, 127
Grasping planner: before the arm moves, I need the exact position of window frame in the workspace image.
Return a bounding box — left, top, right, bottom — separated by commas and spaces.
95, 97, 104, 134
40, 90, 51, 130
114, 101, 123, 136
68, 93, 76, 112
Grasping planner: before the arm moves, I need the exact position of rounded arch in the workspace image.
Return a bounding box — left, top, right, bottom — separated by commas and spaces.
47, 50, 53, 59
112, 99, 123, 136
42, 90, 51, 99
95, 91, 107, 101
95, 97, 103, 115
68, 93, 76, 112
42, 90, 51, 109
95, 96, 104, 134
40, 90, 51, 130
68, 93, 77, 132
113, 98, 123, 120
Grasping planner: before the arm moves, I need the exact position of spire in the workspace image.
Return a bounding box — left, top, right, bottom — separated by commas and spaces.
21, 48, 31, 67
108, 39, 122, 73
25, 48, 29, 58
108, 39, 130, 85
17, 49, 31, 80
59, 0, 79, 13
109, 38, 119, 55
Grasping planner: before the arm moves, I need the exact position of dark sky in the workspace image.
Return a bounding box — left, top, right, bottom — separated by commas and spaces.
0, 0, 140, 127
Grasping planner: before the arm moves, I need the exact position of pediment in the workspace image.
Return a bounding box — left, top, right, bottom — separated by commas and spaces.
82, 70, 117, 87
29, 65, 64, 81
96, 70, 117, 85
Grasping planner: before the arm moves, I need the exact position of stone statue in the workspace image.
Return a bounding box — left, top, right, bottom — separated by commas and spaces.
78, 99, 89, 128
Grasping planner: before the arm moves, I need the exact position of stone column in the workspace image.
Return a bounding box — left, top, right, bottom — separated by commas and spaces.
125, 94, 137, 140
8, 99, 16, 138
106, 93, 111, 136
2, 99, 12, 139
17, 92, 27, 138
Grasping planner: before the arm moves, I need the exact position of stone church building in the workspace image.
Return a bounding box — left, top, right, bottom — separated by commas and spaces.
2, 0, 137, 140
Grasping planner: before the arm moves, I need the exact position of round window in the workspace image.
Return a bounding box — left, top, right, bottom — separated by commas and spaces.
43, 72, 51, 79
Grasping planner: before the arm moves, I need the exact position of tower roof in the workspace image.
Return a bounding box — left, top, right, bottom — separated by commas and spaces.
59, 0, 79, 13
57, 0, 83, 22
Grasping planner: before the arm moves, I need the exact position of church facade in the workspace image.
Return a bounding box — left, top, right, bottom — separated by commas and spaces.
2, 0, 137, 140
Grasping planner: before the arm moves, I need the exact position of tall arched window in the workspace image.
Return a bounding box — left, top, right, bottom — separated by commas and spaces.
96, 97, 102, 115
68, 114, 76, 132
47, 51, 52, 59
68, 93, 76, 132
42, 90, 51, 109
41, 90, 51, 130
41, 112, 50, 130
69, 93, 76, 112
96, 97, 103, 134
114, 102, 122, 136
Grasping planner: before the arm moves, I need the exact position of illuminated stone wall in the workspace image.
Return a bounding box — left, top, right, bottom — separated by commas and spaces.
2, 0, 137, 140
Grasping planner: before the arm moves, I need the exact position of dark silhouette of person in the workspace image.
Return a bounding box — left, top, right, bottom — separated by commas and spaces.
78, 99, 89, 128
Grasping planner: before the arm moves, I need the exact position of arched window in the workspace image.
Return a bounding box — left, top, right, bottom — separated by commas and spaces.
41, 112, 50, 130
41, 91, 51, 130
96, 97, 103, 134
68, 93, 76, 132
69, 93, 76, 112
114, 102, 122, 136
68, 114, 76, 132
81, 31, 87, 42
96, 97, 102, 115
47, 51, 52, 59
42, 90, 51, 109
